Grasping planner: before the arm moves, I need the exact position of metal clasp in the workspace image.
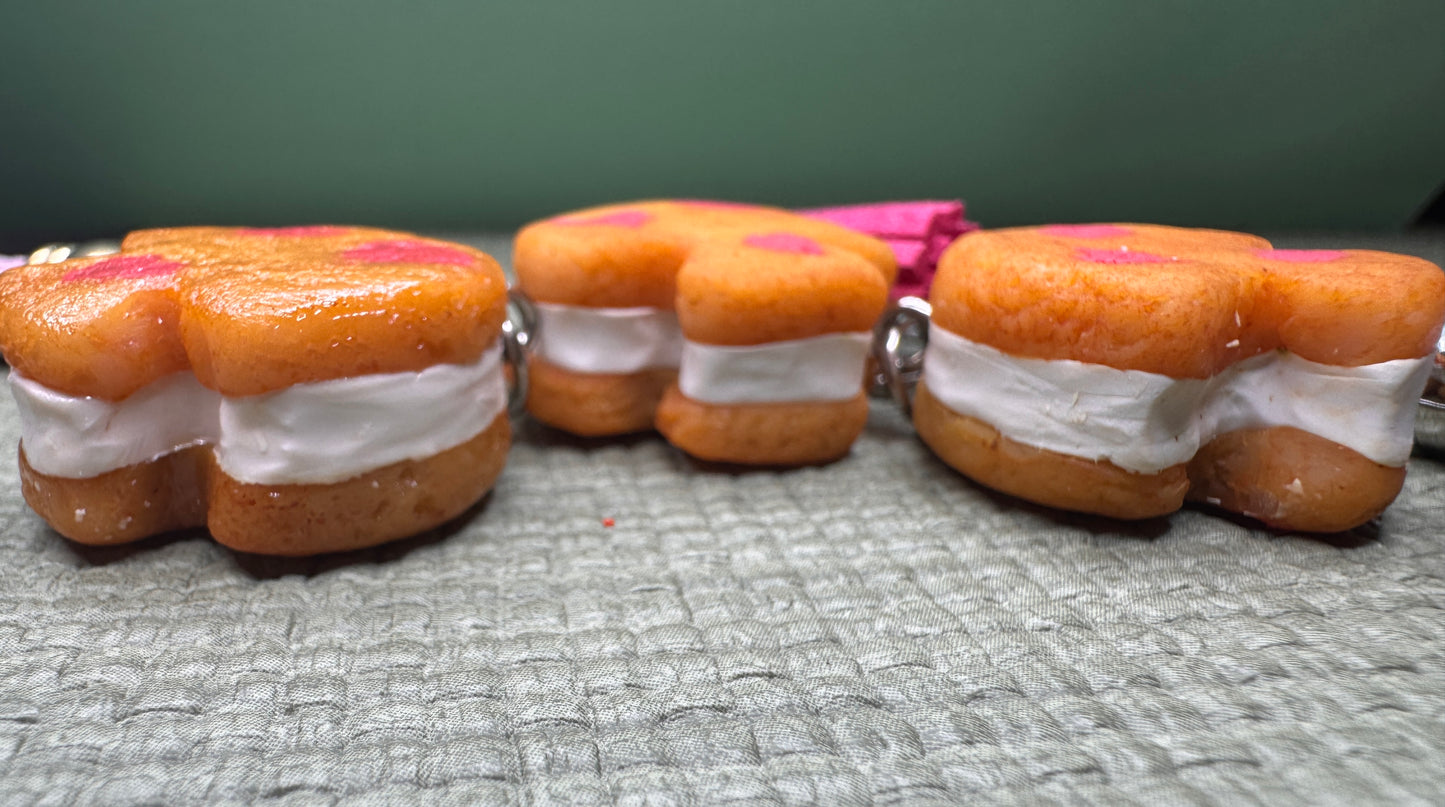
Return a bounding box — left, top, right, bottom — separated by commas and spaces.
870, 296, 932, 418
503, 289, 537, 418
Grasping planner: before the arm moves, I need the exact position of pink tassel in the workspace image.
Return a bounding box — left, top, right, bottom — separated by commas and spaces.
800, 200, 979, 298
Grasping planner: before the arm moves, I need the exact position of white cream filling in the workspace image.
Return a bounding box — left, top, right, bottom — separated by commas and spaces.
678, 332, 872, 404
9, 345, 506, 485
530, 302, 871, 404
217, 345, 506, 484
923, 326, 1430, 472
532, 302, 682, 373
11, 371, 222, 479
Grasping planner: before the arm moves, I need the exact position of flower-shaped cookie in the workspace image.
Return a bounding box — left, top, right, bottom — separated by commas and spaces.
917, 223, 1445, 531
515, 201, 897, 465
0, 226, 510, 555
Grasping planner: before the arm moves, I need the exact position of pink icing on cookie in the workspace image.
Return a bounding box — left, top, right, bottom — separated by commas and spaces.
743, 233, 825, 256
62, 254, 184, 283
1257, 249, 1346, 264
555, 210, 652, 229
343, 240, 476, 267
1076, 247, 1170, 265
239, 226, 351, 237
1040, 224, 1132, 239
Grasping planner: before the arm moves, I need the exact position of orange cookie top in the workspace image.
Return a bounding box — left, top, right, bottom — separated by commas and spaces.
676, 235, 888, 345
0, 226, 507, 399
514, 200, 897, 309
933, 224, 1445, 378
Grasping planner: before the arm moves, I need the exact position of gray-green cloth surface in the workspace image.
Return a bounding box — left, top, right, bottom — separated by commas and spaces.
1, 233, 1443, 806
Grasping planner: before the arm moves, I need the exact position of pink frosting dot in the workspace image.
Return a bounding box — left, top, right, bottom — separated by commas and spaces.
1040, 224, 1132, 239
1076, 247, 1170, 265
743, 233, 825, 256
554, 210, 652, 229
62, 254, 184, 283
1257, 249, 1346, 264
239, 226, 351, 237
343, 240, 476, 267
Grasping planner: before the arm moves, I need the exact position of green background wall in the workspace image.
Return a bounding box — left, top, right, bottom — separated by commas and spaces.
2, 1, 1442, 249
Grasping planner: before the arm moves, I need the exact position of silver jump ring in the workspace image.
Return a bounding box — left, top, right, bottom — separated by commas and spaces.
1414, 329, 1445, 454
28, 241, 121, 265
870, 296, 932, 419
503, 289, 538, 419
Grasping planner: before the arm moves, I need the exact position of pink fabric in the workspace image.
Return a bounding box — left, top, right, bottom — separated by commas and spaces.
555, 210, 652, 229
62, 254, 184, 283
344, 240, 476, 267
743, 232, 825, 256
1258, 249, 1346, 264
800, 200, 978, 298
884, 239, 927, 267
0, 255, 26, 273
239, 226, 351, 237
1076, 247, 1170, 265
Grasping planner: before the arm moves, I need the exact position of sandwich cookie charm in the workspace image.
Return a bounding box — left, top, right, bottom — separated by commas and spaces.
873, 224, 1445, 533
0, 226, 522, 555
513, 201, 897, 465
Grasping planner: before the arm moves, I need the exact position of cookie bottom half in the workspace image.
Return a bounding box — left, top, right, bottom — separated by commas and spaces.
914, 381, 1404, 531
912, 381, 1189, 520
19, 412, 511, 555
654, 385, 868, 466
526, 358, 677, 437
1185, 426, 1403, 533
20, 444, 211, 546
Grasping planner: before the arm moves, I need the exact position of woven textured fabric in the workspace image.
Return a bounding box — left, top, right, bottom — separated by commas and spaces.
1, 234, 1443, 806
